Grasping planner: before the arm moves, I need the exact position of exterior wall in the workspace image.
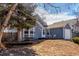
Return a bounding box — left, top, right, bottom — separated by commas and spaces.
21, 22, 45, 40
49, 28, 64, 39
34, 25, 42, 39
34, 23, 47, 39
75, 26, 79, 32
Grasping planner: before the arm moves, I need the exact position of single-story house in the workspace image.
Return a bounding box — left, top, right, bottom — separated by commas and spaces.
3, 15, 47, 41
47, 18, 78, 39
2, 17, 79, 41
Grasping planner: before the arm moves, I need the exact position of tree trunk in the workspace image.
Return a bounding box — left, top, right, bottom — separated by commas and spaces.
0, 4, 18, 48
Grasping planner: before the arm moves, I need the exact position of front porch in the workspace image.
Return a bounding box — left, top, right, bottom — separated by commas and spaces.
2, 28, 35, 43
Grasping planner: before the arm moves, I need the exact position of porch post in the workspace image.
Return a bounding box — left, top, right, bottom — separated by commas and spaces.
18, 30, 22, 41
28, 29, 30, 38
22, 29, 25, 40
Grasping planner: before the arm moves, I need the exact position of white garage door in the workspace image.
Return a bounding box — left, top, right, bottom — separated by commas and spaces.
64, 29, 71, 39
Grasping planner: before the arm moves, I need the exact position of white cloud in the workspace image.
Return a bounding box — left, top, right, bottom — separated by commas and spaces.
34, 7, 76, 25
44, 13, 76, 25
34, 7, 49, 17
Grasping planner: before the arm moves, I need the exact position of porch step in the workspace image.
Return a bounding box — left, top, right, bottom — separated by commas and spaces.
3, 40, 37, 45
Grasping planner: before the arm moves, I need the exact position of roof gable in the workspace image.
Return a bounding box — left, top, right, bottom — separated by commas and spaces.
64, 24, 71, 29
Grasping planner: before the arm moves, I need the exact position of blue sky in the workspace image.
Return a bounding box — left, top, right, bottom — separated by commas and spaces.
35, 3, 79, 25
37, 3, 79, 16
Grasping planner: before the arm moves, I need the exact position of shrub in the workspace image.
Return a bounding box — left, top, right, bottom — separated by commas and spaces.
72, 37, 79, 44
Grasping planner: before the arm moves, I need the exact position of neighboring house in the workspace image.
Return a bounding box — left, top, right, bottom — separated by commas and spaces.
47, 18, 78, 39
74, 21, 79, 32
73, 21, 79, 36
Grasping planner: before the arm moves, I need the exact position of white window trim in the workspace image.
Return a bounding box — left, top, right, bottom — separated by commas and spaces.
29, 27, 35, 37
23, 27, 35, 38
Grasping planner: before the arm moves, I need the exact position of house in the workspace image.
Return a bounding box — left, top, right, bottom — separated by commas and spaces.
19, 15, 47, 41
3, 15, 47, 42
74, 21, 79, 32
73, 20, 79, 36
47, 18, 78, 39
2, 16, 79, 41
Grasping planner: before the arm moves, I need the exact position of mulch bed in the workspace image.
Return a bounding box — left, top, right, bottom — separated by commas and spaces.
0, 46, 37, 56
0, 40, 43, 56
31, 40, 79, 56
1, 39, 79, 56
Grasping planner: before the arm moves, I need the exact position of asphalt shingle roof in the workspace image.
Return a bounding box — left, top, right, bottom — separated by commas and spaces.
47, 18, 77, 29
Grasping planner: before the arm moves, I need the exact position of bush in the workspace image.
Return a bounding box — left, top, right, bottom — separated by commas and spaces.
72, 37, 79, 44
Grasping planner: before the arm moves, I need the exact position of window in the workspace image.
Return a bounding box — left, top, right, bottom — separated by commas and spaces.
24, 31, 28, 34
30, 31, 33, 34
24, 30, 29, 37
24, 28, 35, 38
30, 30, 34, 37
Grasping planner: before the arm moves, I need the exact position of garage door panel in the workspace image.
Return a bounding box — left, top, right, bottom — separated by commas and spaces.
64, 29, 71, 39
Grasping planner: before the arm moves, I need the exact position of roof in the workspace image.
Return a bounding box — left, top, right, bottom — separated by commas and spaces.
47, 18, 77, 29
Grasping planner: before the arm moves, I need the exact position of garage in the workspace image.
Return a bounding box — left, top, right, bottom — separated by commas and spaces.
47, 21, 72, 39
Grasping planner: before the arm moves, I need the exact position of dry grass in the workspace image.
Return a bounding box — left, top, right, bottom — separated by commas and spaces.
31, 40, 79, 56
